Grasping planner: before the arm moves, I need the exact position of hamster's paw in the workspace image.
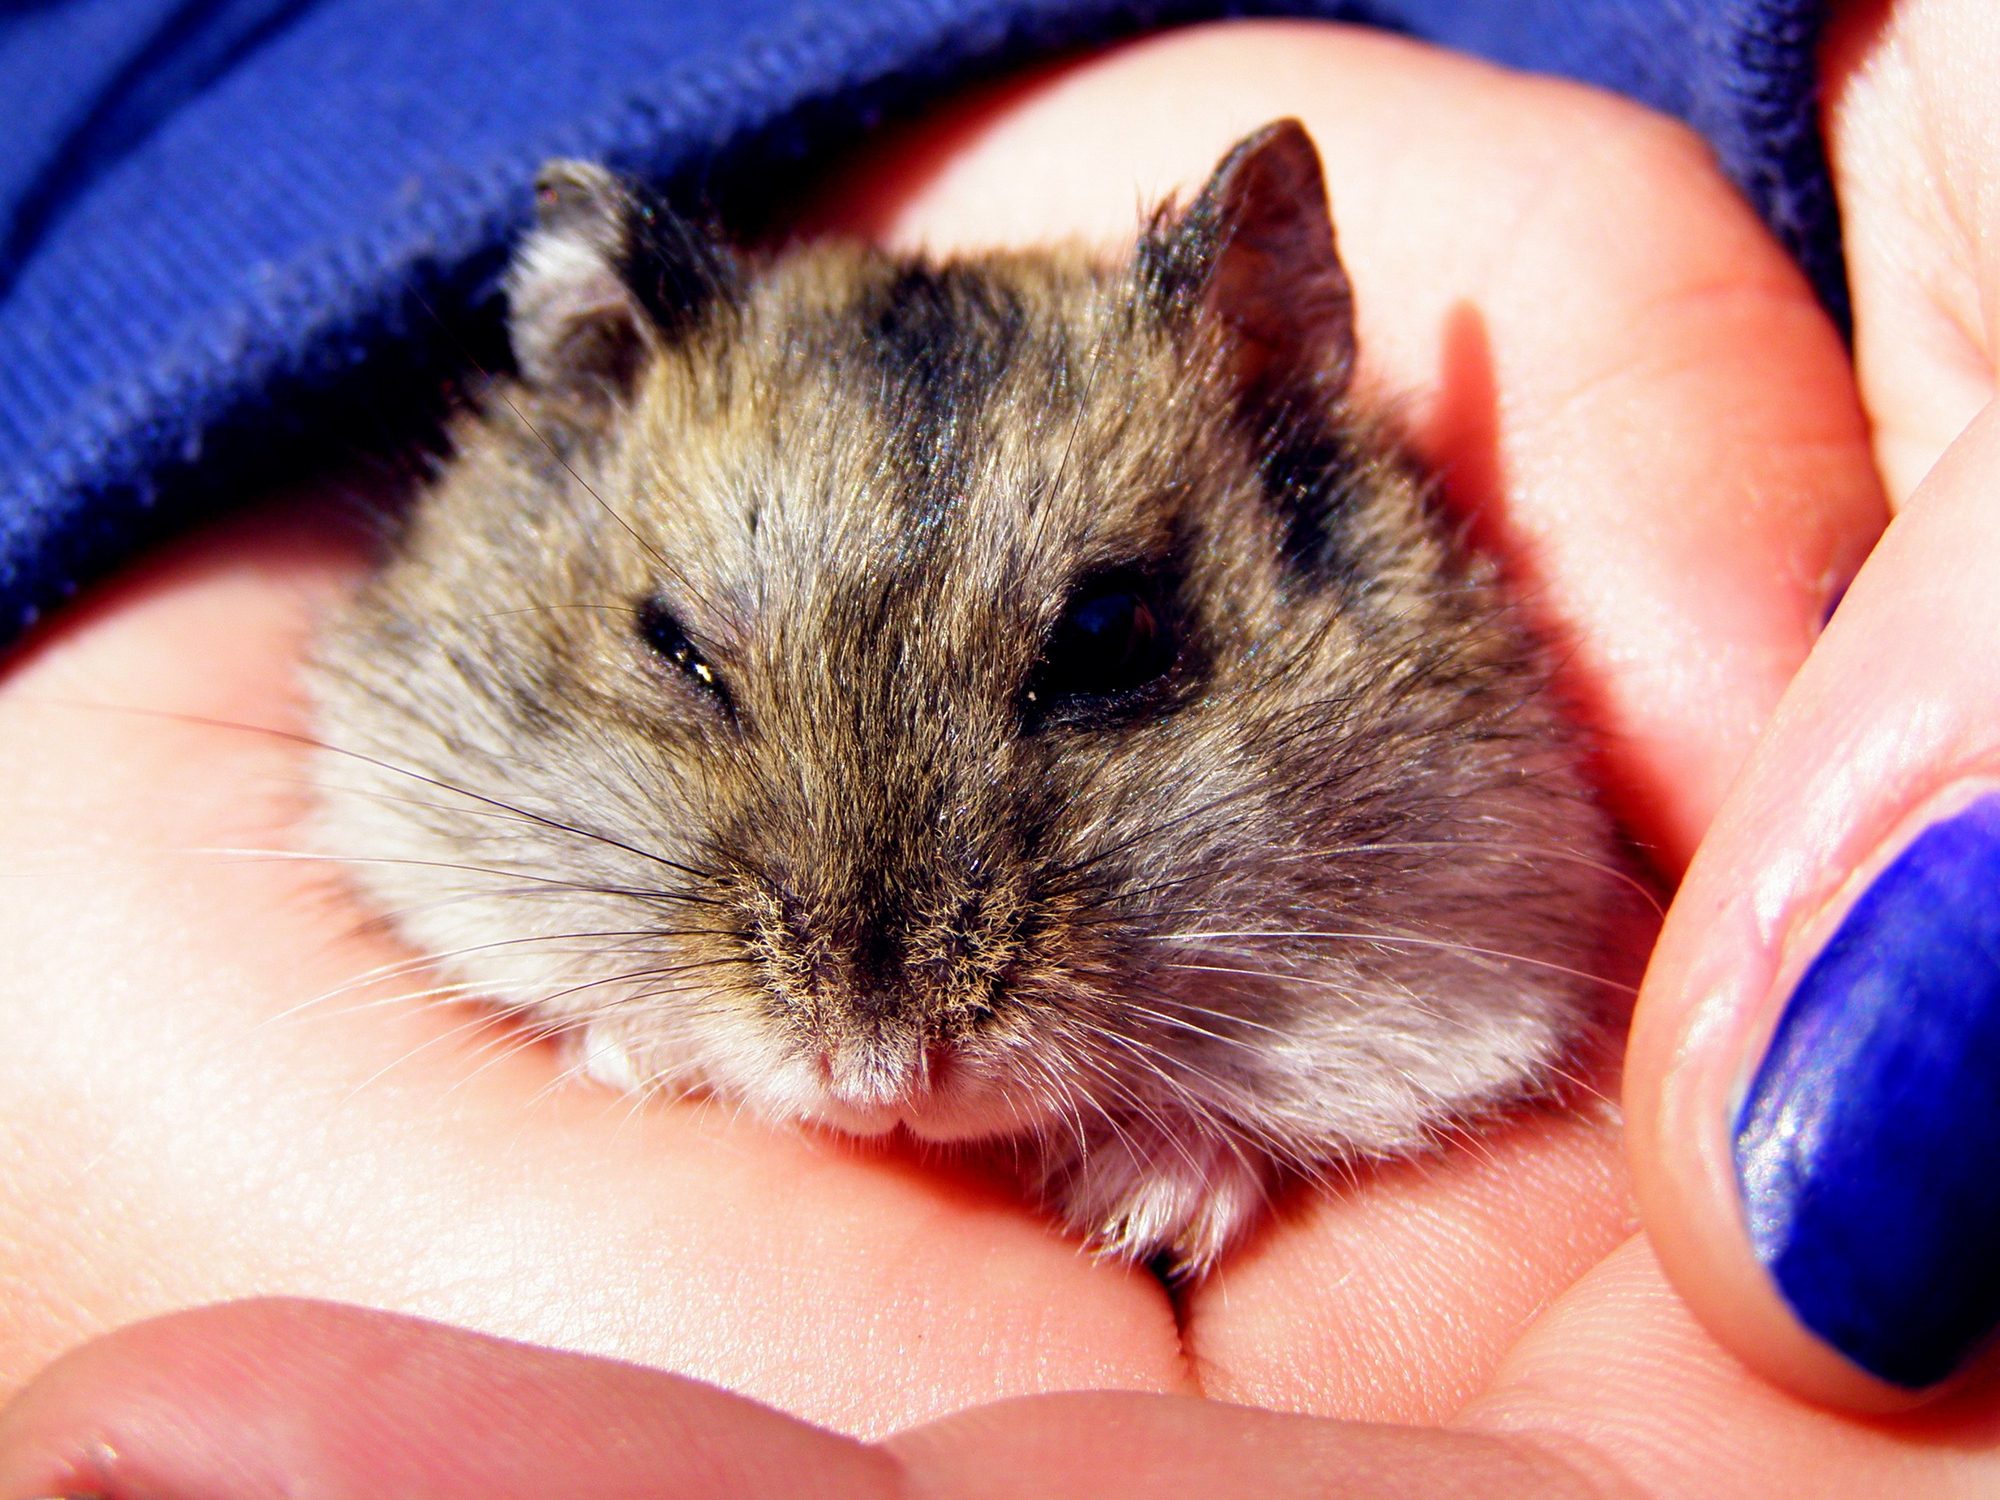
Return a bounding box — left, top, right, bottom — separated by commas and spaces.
576, 1019, 645, 1092
1042, 1125, 1274, 1280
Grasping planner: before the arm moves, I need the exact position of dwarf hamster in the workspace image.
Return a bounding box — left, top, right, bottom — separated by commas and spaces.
308, 120, 1627, 1277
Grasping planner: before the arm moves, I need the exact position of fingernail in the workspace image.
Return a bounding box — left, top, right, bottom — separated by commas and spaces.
1735, 791, 2000, 1388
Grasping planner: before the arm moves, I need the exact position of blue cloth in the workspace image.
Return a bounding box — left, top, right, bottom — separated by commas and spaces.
0, 0, 1837, 646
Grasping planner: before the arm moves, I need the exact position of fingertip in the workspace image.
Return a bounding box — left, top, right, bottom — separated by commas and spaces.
1631, 408, 2000, 1412
1630, 802, 1993, 1414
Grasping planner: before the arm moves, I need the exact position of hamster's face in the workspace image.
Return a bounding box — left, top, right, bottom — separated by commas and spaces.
312, 131, 1621, 1267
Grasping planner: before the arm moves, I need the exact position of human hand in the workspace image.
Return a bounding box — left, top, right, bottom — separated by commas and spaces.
1628, 0, 2000, 1417
0, 17, 1877, 1446
0, 1265, 1982, 1500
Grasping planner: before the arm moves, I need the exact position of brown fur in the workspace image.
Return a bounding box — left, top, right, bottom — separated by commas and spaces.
309, 123, 1629, 1275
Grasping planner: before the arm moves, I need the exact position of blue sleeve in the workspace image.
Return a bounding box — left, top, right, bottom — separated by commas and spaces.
0, 0, 1837, 647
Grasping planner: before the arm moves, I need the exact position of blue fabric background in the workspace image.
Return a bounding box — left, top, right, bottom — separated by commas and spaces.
0, 0, 1836, 646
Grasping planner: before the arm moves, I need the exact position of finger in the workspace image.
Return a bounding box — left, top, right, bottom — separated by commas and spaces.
1628, 399, 2000, 1408
890, 1390, 1595, 1500
1822, 0, 2000, 507
0, 1299, 1601, 1500
818, 19, 1887, 869
1460, 1235, 2000, 1500
0, 1298, 897, 1500
1628, 0, 2000, 1411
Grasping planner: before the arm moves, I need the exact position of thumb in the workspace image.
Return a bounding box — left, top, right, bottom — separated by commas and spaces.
1627, 0, 2000, 1412
1628, 396, 2000, 1408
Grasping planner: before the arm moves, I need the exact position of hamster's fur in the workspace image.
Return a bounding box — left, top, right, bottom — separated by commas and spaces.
310, 121, 1628, 1276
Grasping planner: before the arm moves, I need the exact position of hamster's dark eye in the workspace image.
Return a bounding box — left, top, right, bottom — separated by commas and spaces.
1027, 570, 1177, 710
637, 599, 732, 710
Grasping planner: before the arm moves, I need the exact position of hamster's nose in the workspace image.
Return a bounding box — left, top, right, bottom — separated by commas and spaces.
739, 865, 1013, 1040
818, 1024, 927, 1109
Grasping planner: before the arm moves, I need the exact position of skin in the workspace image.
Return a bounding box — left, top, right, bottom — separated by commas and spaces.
1629, 0, 2000, 1414
7, 8, 1985, 1493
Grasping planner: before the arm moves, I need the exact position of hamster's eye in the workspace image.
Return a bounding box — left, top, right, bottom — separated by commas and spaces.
636, 599, 732, 710
1028, 570, 1177, 708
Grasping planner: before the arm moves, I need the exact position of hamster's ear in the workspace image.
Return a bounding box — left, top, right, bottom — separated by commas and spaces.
505, 160, 738, 396
1140, 119, 1356, 414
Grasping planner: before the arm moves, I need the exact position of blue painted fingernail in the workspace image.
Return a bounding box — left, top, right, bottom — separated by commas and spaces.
1736, 792, 2000, 1389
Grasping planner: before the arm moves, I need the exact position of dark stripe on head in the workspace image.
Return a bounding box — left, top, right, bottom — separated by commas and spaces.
619, 190, 739, 339
1134, 198, 1212, 333
1255, 407, 1369, 595
862, 264, 1025, 513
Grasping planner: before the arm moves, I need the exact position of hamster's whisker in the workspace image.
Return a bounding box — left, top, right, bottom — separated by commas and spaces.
424, 1018, 569, 1108
1054, 1045, 1217, 1184
1284, 836, 1665, 916
519, 955, 752, 1013
246, 967, 494, 1036
331, 1005, 535, 1110
350, 926, 727, 981
1063, 1017, 1250, 1142
445, 984, 714, 1109
1090, 1020, 1264, 1127
1156, 961, 1447, 1026
1043, 860, 1226, 919
1060, 902, 1221, 938
1045, 1072, 1100, 1167
1010, 1046, 1096, 1166
265, 945, 746, 1057
439, 1015, 615, 1105
292, 756, 732, 900
249, 958, 672, 1045
1152, 930, 1635, 993
187, 841, 727, 911
237, 932, 643, 1039
513, 1041, 618, 1111
87, 698, 723, 889
255, 980, 502, 1037
365, 881, 733, 938
1113, 997, 1291, 1045
1522, 1053, 1617, 1111
298, 734, 726, 886
1037, 780, 1269, 889
1034, 319, 1106, 526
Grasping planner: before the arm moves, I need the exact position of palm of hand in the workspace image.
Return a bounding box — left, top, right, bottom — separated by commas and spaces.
0, 19, 1881, 1477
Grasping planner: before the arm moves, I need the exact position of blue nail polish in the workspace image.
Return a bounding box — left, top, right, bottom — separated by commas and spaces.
1736, 793, 2000, 1389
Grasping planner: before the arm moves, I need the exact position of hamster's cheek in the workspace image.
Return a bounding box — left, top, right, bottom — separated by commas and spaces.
0, 484, 1188, 1438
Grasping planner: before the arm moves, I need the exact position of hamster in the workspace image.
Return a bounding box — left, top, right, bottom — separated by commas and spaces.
308, 119, 1630, 1278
